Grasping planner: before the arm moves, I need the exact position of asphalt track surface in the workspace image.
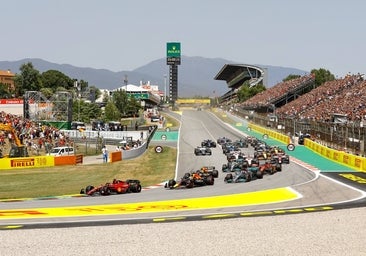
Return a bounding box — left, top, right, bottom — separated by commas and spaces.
0, 109, 365, 222
1, 109, 365, 255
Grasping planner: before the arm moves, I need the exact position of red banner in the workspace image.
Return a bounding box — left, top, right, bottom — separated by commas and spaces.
0, 99, 23, 104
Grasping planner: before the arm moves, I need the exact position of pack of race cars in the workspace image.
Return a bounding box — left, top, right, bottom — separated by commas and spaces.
80, 135, 290, 196
176, 136, 290, 188
164, 166, 218, 189
221, 136, 289, 183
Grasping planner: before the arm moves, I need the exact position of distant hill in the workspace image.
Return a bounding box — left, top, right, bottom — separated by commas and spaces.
0, 57, 308, 97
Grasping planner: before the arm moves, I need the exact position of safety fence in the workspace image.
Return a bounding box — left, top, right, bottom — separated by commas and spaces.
247, 120, 366, 171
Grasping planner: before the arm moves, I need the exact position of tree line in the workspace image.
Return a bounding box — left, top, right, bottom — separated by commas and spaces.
0, 62, 142, 123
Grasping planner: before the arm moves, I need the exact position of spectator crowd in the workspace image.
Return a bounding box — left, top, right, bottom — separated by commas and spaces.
240, 72, 365, 123
241, 75, 315, 108
275, 74, 365, 122
0, 111, 73, 156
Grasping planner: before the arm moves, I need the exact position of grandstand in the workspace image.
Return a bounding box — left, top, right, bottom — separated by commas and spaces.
232, 72, 365, 154
276, 74, 365, 121
240, 74, 316, 113
214, 64, 265, 103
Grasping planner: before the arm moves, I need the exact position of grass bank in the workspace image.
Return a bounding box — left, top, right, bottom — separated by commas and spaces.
0, 146, 177, 200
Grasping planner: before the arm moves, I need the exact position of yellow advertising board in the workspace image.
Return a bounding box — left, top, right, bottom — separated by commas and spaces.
176, 98, 210, 104
0, 156, 55, 170
305, 139, 366, 171
248, 123, 291, 145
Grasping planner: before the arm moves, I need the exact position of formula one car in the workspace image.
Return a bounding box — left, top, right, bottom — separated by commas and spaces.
253, 161, 282, 176
194, 146, 212, 156
217, 137, 232, 145
268, 147, 290, 164
226, 151, 246, 162
201, 139, 217, 148
271, 152, 290, 164
246, 159, 275, 179
200, 166, 219, 178
80, 179, 142, 196
253, 148, 270, 160
233, 138, 249, 148
222, 144, 240, 154
298, 133, 311, 145
222, 160, 244, 173
224, 170, 252, 183
165, 171, 215, 189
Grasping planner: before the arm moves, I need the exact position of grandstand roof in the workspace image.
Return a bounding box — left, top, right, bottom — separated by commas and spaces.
214, 64, 264, 88
214, 64, 265, 102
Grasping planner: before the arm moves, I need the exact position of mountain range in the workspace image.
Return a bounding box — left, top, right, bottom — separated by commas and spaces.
0, 57, 308, 97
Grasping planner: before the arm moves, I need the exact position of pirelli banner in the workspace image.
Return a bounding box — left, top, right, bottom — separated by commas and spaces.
0, 155, 86, 170
305, 139, 366, 171
0, 156, 55, 170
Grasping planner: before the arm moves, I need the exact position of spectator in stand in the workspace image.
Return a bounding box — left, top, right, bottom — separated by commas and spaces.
0, 111, 75, 156
276, 74, 364, 121
240, 75, 315, 108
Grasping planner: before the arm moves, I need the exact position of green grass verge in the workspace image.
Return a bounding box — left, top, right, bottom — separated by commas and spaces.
0, 146, 177, 199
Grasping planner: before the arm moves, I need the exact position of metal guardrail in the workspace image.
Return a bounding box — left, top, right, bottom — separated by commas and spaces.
70, 125, 158, 159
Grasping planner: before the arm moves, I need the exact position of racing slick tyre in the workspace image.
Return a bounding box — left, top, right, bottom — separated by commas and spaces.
212, 169, 219, 178
224, 173, 233, 183
205, 175, 214, 185
256, 172, 263, 179
100, 186, 110, 196
245, 171, 252, 182
183, 173, 191, 179
167, 179, 176, 189
137, 184, 142, 192
185, 179, 194, 188
130, 184, 142, 193
85, 185, 94, 194
275, 164, 282, 172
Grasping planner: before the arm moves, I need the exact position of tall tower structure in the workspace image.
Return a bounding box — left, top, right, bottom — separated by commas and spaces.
166, 42, 181, 105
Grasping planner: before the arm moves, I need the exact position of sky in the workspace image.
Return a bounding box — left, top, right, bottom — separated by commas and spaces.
2, 0, 365, 78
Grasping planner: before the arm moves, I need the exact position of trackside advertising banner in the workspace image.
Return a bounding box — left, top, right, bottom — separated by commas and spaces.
0, 156, 55, 170
248, 123, 291, 145
305, 139, 366, 171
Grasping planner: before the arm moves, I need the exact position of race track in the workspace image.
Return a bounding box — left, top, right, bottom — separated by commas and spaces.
0, 109, 364, 227
1, 109, 365, 256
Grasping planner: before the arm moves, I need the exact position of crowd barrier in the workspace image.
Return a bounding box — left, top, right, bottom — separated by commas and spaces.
54, 154, 84, 166
110, 151, 122, 162
118, 142, 147, 160
248, 122, 365, 171
304, 139, 366, 171
248, 122, 291, 145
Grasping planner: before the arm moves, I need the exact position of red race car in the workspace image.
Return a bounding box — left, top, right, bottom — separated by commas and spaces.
80, 179, 142, 196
